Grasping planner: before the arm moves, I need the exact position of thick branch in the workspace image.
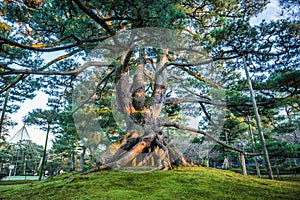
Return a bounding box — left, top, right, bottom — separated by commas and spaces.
0, 34, 108, 52
199, 102, 230, 132
0, 61, 111, 76
73, 0, 115, 36
115, 51, 135, 116
150, 49, 168, 119
165, 97, 274, 108
0, 36, 79, 52
0, 74, 25, 94
131, 57, 146, 110
0, 48, 82, 93
175, 66, 222, 89
71, 69, 115, 114
161, 121, 250, 155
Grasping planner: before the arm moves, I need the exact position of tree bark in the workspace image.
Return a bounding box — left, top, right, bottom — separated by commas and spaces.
93, 48, 193, 170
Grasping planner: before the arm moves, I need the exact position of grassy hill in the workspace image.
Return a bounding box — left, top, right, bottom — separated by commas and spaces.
0, 167, 299, 200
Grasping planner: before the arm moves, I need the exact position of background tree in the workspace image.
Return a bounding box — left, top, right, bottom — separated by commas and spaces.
0, 0, 298, 178
24, 109, 57, 180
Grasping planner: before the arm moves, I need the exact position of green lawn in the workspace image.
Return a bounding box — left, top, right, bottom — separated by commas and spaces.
0, 167, 299, 200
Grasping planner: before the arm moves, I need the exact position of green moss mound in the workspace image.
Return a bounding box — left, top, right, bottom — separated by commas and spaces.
0, 167, 299, 200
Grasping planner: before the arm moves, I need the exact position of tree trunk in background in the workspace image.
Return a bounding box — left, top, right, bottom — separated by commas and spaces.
223, 132, 230, 169
247, 116, 261, 178
13, 161, 17, 176
241, 153, 247, 176
274, 157, 281, 179
80, 147, 86, 171
0, 89, 10, 137
71, 150, 75, 172
39, 122, 50, 181
222, 156, 229, 169
23, 153, 26, 175
243, 56, 273, 179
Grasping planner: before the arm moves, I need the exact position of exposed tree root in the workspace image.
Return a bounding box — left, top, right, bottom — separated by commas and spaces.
67, 165, 110, 184
67, 132, 190, 184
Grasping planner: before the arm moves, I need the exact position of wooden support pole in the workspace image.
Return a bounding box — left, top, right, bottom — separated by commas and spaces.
243, 55, 273, 179
0, 89, 10, 137
39, 122, 50, 181
241, 153, 247, 176
246, 116, 261, 178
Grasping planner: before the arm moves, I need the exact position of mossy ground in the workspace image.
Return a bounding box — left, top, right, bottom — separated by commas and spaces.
0, 167, 299, 200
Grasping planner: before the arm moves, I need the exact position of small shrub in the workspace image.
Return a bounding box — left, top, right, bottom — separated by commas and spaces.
0, 171, 8, 180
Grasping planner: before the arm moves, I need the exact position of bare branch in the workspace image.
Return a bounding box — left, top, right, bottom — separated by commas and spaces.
0, 74, 25, 94
199, 102, 230, 132
71, 69, 115, 114
0, 36, 77, 52
0, 48, 83, 93
182, 86, 211, 101
166, 97, 226, 106
157, 58, 214, 75
0, 35, 109, 52
73, 0, 129, 50
0, 61, 111, 76
160, 121, 259, 156
42, 48, 82, 69
175, 65, 223, 89
165, 97, 274, 108
157, 56, 234, 89
73, 0, 115, 36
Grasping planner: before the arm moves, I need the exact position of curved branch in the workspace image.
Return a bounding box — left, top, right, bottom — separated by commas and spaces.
1, 49, 82, 93
42, 48, 82, 69
182, 86, 211, 101
157, 55, 241, 89
157, 49, 241, 75
0, 36, 79, 52
71, 68, 115, 114
2, 48, 82, 74
175, 65, 223, 89
165, 97, 274, 108
0, 74, 25, 94
160, 121, 258, 156
166, 97, 225, 106
0, 35, 109, 52
73, 0, 115, 36
157, 58, 214, 75
0, 58, 110, 93
199, 102, 230, 132
0, 61, 111, 75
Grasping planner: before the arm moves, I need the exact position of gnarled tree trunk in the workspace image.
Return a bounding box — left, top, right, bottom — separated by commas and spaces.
97, 49, 189, 171
73, 29, 253, 175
